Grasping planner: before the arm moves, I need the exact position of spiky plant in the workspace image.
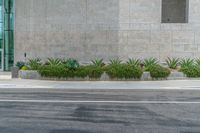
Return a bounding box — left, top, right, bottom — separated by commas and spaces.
91, 59, 105, 67
165, 57, 179, 69
47, 58, 61, 66
27, 58, 42, 70
180, 58, 194, 68
109, 59, 122, 65
126, 58, 142, 67
143, 58, 158, 70
195, 58, 200, 66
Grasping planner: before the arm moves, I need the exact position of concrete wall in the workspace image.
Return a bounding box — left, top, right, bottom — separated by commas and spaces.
14, 0, 200, 63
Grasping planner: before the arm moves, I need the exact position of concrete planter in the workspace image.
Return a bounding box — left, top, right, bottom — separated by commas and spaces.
19, 70, 41, 80
18, 70, 189, 81
11, 67, 19, 78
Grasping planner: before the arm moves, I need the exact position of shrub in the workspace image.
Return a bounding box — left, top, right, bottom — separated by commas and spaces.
180, 58, 194, 68
46, 58, 61, 66
21, 66, 29, 70
149, 65, 170, 79
75, 66, 89, 78
143, 58, 158, 71
165, 57, 179, 69
16, 61, 25, 69
180, 66, 200, 78
86, 65, 104, 79
38, 65, 69, 78
62, 58, 79, 70
106, 64, 143, 79
126, 58, 142, 67
91, 59, 105, 67
27, 58, 42, 70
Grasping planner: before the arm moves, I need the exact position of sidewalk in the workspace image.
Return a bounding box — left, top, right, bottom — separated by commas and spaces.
1, 79, 200, 89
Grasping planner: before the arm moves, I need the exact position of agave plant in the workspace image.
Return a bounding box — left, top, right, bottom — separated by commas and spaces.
195, 58, 200, 66
62, 58, 80, 70
47, 58, 61, 66
109, 59, 122, 65
27, 58, 42, 70
91, 59, 105, 67
143, 58, 158, 70
126, 58, 142, 67
165, 57, 179, 69
180, 58, 194, 68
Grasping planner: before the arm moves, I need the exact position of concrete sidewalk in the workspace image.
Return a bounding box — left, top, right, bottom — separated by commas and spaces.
1, 79, 200, 89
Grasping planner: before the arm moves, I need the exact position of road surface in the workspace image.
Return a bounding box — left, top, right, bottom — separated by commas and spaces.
0, 88, 200, 133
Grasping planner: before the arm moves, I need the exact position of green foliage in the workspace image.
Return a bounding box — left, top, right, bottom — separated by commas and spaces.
38, 65, 68, 78
109, 59, 122, 65
180, 66, 200, 78
85, 65, 104, 79
21, 66, 29, 70
149, 65, 170, 79
126, 58, 142, 67
106, 64, 143, 79
62, 58, 80, 70
47, 58, 61, 66
91, 59, 105, 67
180, 58, 194, 68
165, 57, 179, 69
27, 58, 42, 70
75, 66, 89, 78
143, 58, 159, 71
195, 58, 200, 66
16, 61, 25, 69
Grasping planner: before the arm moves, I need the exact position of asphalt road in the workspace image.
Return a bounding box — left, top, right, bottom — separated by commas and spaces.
0, 88, 200, 133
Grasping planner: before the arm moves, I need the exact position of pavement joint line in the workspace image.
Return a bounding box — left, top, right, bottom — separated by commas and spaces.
0, 100, 200, 104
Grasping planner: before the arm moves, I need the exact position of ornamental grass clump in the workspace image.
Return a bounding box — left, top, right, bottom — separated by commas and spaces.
180, 66, 200, 78
149, 65, 171, 79
106, 63, 143, 79
38, 65, 69, 78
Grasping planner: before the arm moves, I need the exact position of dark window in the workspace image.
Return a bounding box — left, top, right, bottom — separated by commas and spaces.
162, 0, 189, 23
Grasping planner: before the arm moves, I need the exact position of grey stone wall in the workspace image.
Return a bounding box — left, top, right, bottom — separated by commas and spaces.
14, 0, 200, 63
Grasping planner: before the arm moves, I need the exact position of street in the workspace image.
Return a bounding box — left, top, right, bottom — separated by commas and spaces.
0, 87, 200, 133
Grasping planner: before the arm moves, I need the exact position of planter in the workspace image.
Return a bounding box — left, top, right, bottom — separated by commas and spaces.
19, 70, 41, 79
167, 72, 187, 80
18, 70, 190, 81
11, 67, 19, 78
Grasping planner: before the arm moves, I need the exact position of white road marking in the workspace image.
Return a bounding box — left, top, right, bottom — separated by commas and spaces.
0, 100, 199, 104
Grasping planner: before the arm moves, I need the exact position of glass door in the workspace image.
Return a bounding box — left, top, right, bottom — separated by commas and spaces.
0, 49, 2, 70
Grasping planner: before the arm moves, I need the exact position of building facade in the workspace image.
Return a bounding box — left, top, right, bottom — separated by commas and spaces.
1, 0, 200, 71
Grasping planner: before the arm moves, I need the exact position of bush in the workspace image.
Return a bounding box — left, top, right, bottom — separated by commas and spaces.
38, 65, 69, 78
106, 64, 143, 79
74, 66, 89, 78
180, 66, 200, 77
62, 58, 80, 70
149, 65, 170, 79
85, 65, 104, 79
21, 66, 29, 70
27, 58, 42, 70
16, 61, 25, 69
